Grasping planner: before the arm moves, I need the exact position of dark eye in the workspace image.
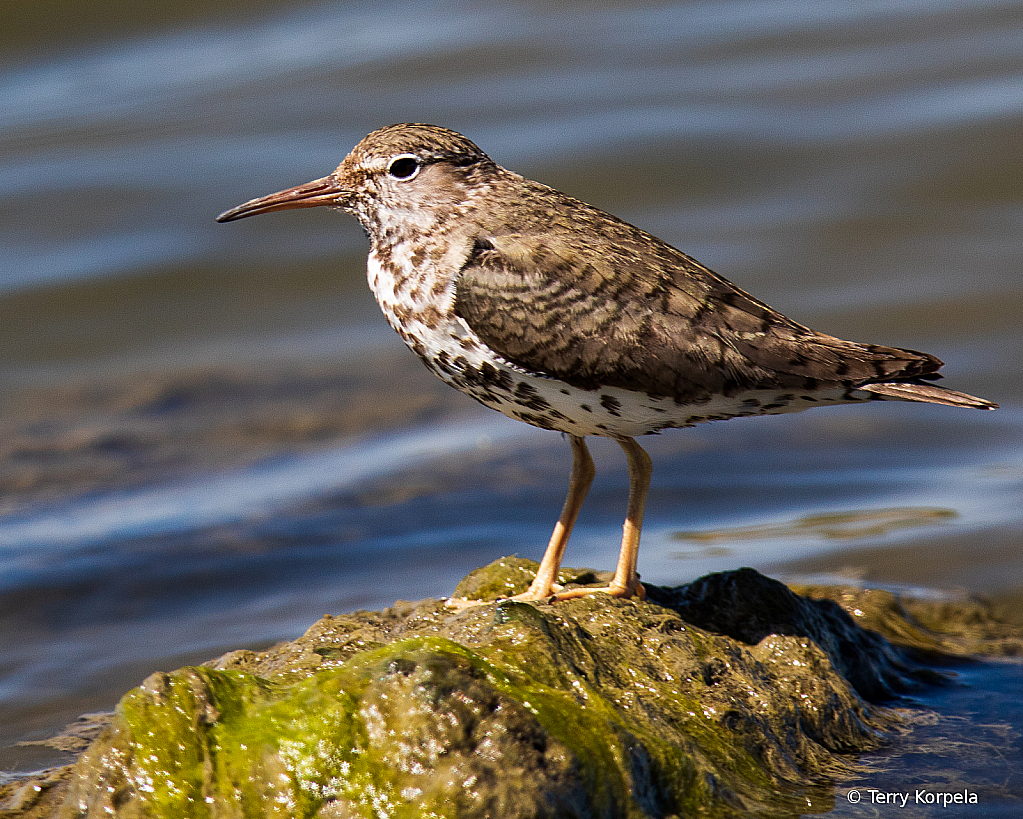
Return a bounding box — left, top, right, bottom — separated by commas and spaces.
388, 155, 421, 180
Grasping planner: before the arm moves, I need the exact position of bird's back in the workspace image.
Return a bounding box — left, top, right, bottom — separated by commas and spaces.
454, 175, 985, 409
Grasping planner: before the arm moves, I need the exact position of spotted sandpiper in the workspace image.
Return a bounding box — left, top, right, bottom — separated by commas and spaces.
217, 123, 996, 603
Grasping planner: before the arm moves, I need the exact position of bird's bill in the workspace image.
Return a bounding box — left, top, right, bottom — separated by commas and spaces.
215, 176, 345, 222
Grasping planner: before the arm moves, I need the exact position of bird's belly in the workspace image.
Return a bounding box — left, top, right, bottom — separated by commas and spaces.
379, 297, 858, 438
442, 367, 859, 438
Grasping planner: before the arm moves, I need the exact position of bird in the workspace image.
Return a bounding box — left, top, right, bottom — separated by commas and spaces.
217, 123, 996, 604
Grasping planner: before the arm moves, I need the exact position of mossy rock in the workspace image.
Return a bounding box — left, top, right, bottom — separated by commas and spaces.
6, 560, 1015, 818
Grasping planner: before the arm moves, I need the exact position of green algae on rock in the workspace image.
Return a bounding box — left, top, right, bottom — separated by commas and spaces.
793, 583, 1023, 659
11, 560, 1015, 818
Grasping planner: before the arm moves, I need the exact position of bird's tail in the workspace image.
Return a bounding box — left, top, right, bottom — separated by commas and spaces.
859, 381, 997, 410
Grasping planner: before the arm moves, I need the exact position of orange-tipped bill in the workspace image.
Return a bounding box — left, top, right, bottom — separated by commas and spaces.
216, 176, 346, 222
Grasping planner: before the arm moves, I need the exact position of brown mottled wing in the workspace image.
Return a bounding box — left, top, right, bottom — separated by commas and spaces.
453, 223, 941, 402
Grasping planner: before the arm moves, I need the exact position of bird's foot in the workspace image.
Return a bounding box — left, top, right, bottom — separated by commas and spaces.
443, 581, 567, 608
445, 577, 645, 607
547, 578, 646, 602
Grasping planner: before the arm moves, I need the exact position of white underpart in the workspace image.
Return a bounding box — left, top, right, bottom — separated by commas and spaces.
367, 246, 864, 439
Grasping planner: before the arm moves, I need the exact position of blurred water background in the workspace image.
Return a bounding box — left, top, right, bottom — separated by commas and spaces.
1, 0, 1021, 797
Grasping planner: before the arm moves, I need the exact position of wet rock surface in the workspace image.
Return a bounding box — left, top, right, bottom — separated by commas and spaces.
3, 559, 1019, 818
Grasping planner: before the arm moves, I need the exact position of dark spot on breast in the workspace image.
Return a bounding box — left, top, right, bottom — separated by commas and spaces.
409, 336, 427, 360
515, 411, 559, 430
391, 303, 411, 324
419, 305, 442, 329
514, 381, 551, 412
599, 394, 622, 416
480, 361, 515, 391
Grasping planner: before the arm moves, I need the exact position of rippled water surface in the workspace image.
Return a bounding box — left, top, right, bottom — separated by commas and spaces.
1, 0, 1021, 803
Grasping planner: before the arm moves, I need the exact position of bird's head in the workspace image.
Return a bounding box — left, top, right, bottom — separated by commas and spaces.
216, 124, 496, 236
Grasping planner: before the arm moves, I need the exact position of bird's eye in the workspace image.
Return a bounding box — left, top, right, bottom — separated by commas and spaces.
388, 155, 421, 180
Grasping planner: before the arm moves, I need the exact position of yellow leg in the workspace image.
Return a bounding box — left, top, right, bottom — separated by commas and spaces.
552, 436, 651, 601
447, 435, 651, 607
519, 435, 595, 599
446, 435, 594, 607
